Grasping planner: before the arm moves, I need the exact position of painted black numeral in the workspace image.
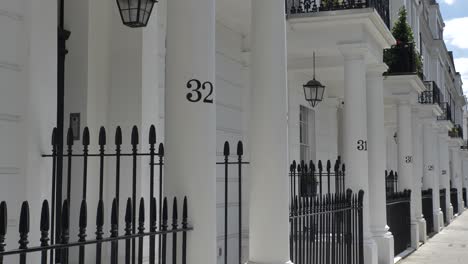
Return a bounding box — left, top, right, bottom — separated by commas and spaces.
357, 140, 367, 151
186, 79, 214, 104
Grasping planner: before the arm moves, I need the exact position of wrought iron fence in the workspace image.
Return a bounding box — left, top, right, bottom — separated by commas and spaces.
421, 189, 434, 236
383, 43, 417, 75
0, 125, 196, 264
0, 195, 190, 264
419, 81, 442, 106
289, 190, 364, 264
290, 158, 345, 200
438, 103, 453, 122
285, 0, 390, 27
451, 188, 459, 216
385, 170, 398, 195
217, 142, 248, 264
463, 188, 467, 208
440, 189, 448, 225
386, 190, 411, 256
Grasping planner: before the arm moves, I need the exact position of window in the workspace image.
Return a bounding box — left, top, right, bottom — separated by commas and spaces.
300, 106, 310, 162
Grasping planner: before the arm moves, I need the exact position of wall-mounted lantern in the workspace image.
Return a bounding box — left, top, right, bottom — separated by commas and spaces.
116, 0, 158, 28
303, 52, 325, 108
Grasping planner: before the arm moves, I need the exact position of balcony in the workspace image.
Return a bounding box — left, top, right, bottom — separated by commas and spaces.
419, 81, 442, 106
383, 43, 419, 76
438, 102, 453, 122
285, 0, 390, 27
449, 124, 463, 138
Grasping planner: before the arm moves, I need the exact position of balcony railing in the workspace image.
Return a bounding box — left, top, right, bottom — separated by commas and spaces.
285, 0, 390, 27
438, 102, 453, 122
419, 81, 442, 106
449, 124, 463, 138
383, 43, 417, 75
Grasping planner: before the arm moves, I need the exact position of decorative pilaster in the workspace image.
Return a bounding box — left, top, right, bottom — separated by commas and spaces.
164, 0, 217, 263
367, 64, 394, 264
339, 43, 378, 264
438, 131, 452, 223
422, 122, 442, 232
248, 1, 291, 264
412, 109, 426, 243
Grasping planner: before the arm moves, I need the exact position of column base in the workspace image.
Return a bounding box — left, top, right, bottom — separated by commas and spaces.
417, 217, 427, 243
364, 237, 379, 264
434, 210, 443, 232
410, 221, 420, 249
371, 229, 394, 264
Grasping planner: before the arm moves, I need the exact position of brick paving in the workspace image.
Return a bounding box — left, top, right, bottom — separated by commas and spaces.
399, 210, 468, 264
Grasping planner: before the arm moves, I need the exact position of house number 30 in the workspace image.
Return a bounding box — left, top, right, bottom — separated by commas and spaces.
186, 79, 214, 104
357, 140, 368, 151
405, 156, 413, 163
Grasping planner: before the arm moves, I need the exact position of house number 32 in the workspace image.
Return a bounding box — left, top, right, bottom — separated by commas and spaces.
186, 79, 214, 104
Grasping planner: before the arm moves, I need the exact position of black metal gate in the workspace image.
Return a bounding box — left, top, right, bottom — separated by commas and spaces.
440, 189, 447, 225
289, 190, 364, 264
421, 189, 434, 236
451, 188, 459, 215
386, 190, 411, 256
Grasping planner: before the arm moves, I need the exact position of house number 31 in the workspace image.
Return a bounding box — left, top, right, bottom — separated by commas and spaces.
357, 140, 368, 151
186, 79, 214, 104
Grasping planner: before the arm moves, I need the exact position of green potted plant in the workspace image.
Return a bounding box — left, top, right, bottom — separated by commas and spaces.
384, 7, 423, 77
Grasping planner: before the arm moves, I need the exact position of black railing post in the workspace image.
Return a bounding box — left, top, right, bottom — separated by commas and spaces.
0, 202, 6, 264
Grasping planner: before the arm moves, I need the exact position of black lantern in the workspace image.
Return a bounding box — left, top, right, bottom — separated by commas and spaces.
116, 0, 158, 28
303, 52, 325, 108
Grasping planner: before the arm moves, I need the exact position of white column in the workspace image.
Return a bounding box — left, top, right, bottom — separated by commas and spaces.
164, 0, 216, 263
396, 101, 419, 248
412, 110, 427, 243
457, 150, 465, 213
438, 132, 452, 223
367, 64, 394, 264
248, 1, 291, 264
340, 44, 378, 264
450, 148, 464, 215
422, 122, 442, 232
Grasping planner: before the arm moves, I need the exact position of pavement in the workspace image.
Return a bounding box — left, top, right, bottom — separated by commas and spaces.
399, 210, 468, 264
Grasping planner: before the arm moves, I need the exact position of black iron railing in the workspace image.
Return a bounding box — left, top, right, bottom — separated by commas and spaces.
0, 196, 190, 264
0, 125, 194, 264
419, 81, 442, 106
451, 188, 459, 215
449, 124, 463, 138
421, 189, 434, 236
285, 0, 390, 27
289, 190, 364, 264
438, 103, 453, 122
464, 188, 467, 208
290, 158, 346, 199
440, 189, 448, 225
217, 142, 248, 264
383, 43, 417, 75
386, 190, 411, 256
385, 170, 398, 195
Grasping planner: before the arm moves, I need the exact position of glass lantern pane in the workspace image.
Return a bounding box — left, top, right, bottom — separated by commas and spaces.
129, 0, 139, 8
117, 0, 129, 9
318, 86, 325, 101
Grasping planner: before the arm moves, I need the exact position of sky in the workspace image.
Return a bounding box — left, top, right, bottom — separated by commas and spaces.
439, 0, 468, 94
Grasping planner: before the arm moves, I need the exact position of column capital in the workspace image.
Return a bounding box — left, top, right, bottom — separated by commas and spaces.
366, 63, 388, 76
338, 43, 368, 60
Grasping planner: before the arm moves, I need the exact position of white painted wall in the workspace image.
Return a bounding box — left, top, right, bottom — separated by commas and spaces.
0, 0, 56, 260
